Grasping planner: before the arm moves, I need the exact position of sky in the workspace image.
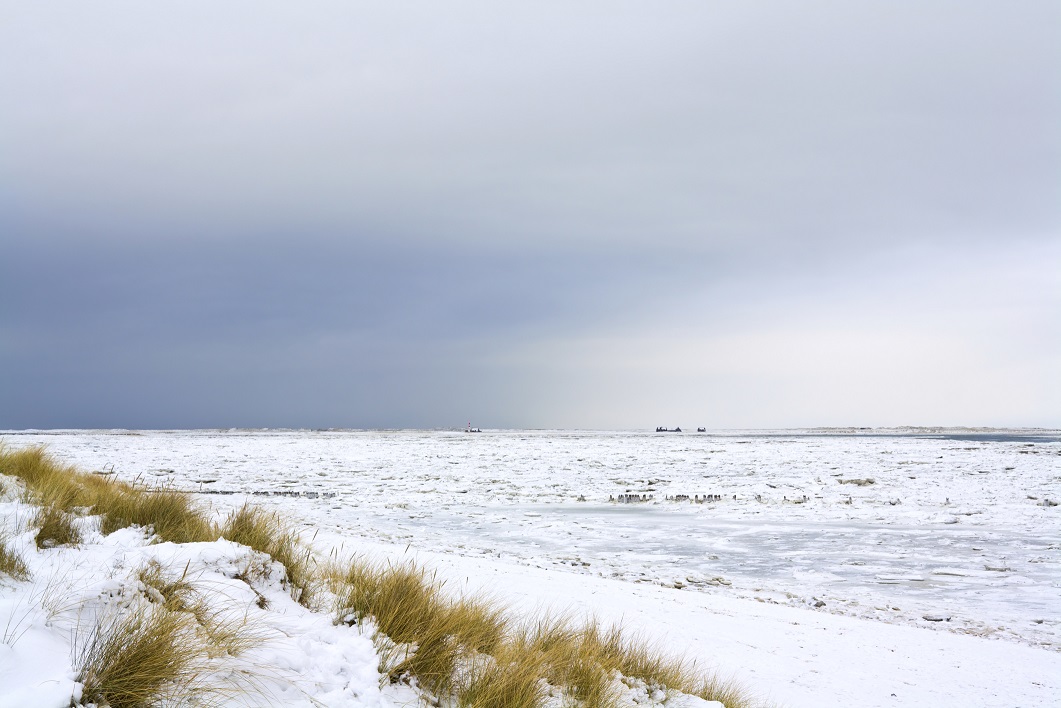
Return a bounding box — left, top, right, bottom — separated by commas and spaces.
1, 1, 1059, 430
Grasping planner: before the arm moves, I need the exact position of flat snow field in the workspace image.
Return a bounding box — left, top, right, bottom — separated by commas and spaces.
2, 428, 1059, 707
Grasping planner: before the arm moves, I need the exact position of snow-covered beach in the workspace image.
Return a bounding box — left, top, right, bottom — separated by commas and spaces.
5, 1, 1058, 705
2, 428, 1059, 706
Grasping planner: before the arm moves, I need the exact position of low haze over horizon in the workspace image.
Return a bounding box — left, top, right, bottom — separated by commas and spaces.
2, 2, 1059, 430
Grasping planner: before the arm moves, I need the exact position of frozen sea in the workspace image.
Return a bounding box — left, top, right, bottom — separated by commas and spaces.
5, 428, 1060, 650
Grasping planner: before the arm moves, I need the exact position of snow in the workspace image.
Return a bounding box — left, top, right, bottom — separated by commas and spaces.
0, 495, 417, 708
2, 428, 1059, 706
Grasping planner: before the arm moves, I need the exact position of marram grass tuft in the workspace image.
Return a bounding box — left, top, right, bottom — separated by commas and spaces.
328, 557, 757, 707
33, 504, 82, 548
0, 534, 29, 581
221, 503, 317, 606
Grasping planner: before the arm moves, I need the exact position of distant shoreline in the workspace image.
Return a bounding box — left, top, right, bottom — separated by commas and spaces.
3, 425, 1059, 440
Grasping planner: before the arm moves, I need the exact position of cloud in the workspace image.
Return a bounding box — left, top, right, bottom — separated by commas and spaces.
482, 239, 1061, 428
4, 2, 1058, 252
1, 2, 1058, 427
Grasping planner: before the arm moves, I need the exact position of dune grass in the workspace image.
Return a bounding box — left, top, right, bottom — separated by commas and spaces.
33, 504, 83, 548
138, 558, 198, 613
75, 559, 270, 708
76, 600, 205, 708
137, 558, 267, 659
509, 615, 620, 708
98, 484, 216, 544
3, 444, 757, 707
220, 503, 316, 606
0, 445, 216, 544
0, 533, 29, 581
457, 642, 550, 708
329, 557, 755, 708
0, 446, 317, 604
2, 445, 108, 511
331, 559, 508, 695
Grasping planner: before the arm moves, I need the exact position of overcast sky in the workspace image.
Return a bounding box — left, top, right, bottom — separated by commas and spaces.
2, 1, 1059, 430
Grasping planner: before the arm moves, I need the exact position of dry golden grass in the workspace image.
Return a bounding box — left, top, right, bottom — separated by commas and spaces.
569, 620, 754, 706
329, 557, 756, 708
5, 445, 759, 707
1, 445, 216, 544
508, 614, 618, 708
330, 559, 511, 696
220, 503, 316, 606
0, 534, 29, 581
687, 672, 756, 708
220, 504, 279, 552
457, 644, 550, 708
137, 558, 268, 659
76, 602, 205, 708
583, 622, 689, 692
0, 445, 57, 488
2, 446, 319, 608
391, 594, 507, 696
3, 445, 105, 511
333, 560, 438, 642
195, 603, 269, 660
32, 504, 82, 548
138, 559, 198, 612
76, 560, 272, 708
98, 485, 217, 544
448, 594, 508, 656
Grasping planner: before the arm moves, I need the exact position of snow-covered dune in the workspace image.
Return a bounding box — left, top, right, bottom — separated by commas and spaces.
2, 429, 1058, 706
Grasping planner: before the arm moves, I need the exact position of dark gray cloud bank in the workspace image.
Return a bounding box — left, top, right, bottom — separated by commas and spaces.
2, 1, 1058, 429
